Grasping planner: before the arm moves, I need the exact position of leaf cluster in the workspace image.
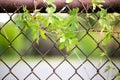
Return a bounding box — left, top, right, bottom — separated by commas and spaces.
15, 0, 117, 52
15, 0, 80, 51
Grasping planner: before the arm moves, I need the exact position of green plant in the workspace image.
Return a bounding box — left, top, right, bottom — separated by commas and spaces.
15, 0, 115, 52
0, 0, 119, 79
16, 0, 80, 52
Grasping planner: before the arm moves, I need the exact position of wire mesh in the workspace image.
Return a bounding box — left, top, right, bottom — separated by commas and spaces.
0, 5, 120, 80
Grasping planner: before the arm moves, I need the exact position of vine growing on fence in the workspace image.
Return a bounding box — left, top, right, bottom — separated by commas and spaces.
15, 0, 120, 78
16, 0, 114, 51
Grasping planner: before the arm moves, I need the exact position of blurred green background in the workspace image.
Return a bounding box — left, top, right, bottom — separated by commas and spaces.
0, 13, 120, 60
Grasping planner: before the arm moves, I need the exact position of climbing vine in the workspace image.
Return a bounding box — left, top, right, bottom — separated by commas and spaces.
16, 0, 114, 51
15, 0, 120, 78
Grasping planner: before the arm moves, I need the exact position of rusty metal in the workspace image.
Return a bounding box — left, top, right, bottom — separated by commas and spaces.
0, 0, 120, 13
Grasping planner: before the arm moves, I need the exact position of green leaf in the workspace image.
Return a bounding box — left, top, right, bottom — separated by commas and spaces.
64, 32, 76, 38
36, 13, 49, 27
66, 0, 73, 3
66, 44, 72, 52
45, 0, 54, 4
97, 9, 107, 18
92, 3, 96, 11
69, 8, 79, 16
23, 6, 29, 13
59, 37, 66, 43
100, 52, 106, 57
53, 13, 63, 21
59, 42, 65, 50
92, 0, 105, 3
46, 6, 56, 13
15, 14, 26, 28
39, 30, 46, 39
46, 3, 56, 14
102, 32, 112, 46
32, 30, 39, 43
71, 38, 79, 45
99, 18, 106, 25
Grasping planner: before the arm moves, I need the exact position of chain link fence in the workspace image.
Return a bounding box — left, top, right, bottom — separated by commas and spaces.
0, 5, 120, 80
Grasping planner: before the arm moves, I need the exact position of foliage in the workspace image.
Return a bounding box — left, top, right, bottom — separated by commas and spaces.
1, 0, 120, 79
16, 0, 80, 51
15, 0, 116, 52
92, 0, 105, 12
0, 22, 25, 56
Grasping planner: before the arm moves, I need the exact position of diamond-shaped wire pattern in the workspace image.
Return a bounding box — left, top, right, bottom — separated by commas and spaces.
0, 5, 120, 80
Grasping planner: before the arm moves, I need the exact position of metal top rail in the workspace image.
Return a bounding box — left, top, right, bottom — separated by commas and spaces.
0, 0, 120, 13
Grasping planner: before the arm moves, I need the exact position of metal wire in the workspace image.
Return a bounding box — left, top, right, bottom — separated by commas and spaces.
0, 5, 120, 80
